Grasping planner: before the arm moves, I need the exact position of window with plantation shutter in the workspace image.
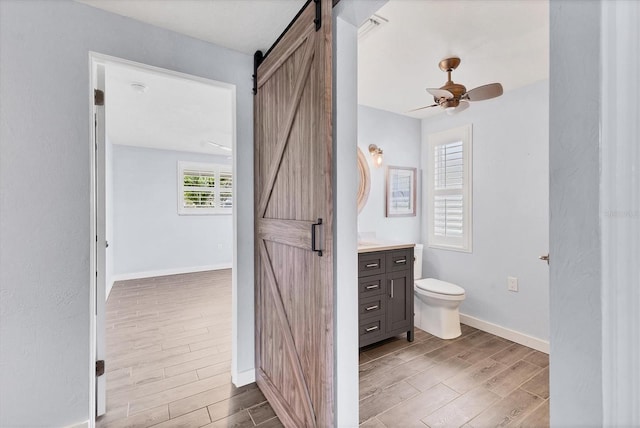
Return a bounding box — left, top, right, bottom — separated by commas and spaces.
426, 124, 472, 252
178, 161, 232, 215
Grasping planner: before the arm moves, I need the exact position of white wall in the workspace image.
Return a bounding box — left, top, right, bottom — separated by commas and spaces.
549, 1, 602, 425
112, 145, 232, 279
420, 79, 550, 342
357, 105, 421, 243
333, 1, 387, 426
0, 1, 254, 426
601, 2, 640, 425
106, 137, 115, 297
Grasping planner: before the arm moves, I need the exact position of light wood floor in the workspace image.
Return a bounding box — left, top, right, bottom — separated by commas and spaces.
359, 326, 550, 427
97, 270, 281, 428
98, 270, 549, 428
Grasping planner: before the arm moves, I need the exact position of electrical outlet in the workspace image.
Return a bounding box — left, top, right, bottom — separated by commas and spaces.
508, 276, 518, 292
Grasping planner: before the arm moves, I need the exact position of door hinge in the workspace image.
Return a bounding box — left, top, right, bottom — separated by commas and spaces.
94, 89, 104, 106
314, 0, 321, 31
96, 360, 105, 377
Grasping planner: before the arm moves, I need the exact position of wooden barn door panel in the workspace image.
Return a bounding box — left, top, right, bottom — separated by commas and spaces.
254, 1, 333, 427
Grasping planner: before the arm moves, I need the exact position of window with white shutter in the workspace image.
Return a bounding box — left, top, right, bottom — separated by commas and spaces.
178, 161, 232, 215
426, 124, 472, 251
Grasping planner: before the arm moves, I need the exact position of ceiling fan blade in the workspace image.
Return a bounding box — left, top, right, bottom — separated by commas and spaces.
464, 83, 503, 101
408, 104, 438, 113
426, 88, 454, 100
446, 100, 470, 115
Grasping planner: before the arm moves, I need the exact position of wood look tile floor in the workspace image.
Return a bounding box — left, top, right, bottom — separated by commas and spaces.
99, 270, 549, 428
359, 325, 550, 427
97, 270, 281, 428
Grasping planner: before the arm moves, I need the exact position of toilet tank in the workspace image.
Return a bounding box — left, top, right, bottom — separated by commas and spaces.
414, 244, 424, 279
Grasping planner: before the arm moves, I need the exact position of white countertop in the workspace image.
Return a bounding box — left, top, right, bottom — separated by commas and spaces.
357, 240, 415, 253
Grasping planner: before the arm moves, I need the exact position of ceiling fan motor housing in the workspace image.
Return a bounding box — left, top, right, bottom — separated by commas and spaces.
436, 82, 466, 105
441, 98, 460, 109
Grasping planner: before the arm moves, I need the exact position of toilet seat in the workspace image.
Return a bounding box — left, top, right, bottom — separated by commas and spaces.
415, 278, 465, 296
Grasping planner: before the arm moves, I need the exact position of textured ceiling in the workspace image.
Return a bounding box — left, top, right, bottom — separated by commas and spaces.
358, 0, 549, 118
84, 0, 549, 141
105, 61, 234, 155
77, 0, 306, 54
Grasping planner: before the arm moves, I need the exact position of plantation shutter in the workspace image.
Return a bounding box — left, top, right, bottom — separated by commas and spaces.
183, 169, 216, 209
427, 124, 472, 252
178, 162, 232, 215
433, 141, 464, 238
219, 171, 233, 209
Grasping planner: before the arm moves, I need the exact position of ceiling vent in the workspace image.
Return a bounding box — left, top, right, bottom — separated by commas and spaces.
358, 14, 389, 40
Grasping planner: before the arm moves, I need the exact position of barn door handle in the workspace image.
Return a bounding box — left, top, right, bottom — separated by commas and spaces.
311, 218, 323, 257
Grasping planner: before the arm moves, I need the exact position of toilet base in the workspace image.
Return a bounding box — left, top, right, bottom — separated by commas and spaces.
414, 295, 462, 340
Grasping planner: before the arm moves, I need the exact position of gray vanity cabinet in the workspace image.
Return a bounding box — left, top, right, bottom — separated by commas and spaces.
358, 247, 414, 347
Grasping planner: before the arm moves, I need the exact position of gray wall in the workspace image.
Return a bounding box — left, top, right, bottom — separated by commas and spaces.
112, 145, 232, 277
357, 105, 422, 243
601, 1, 640, 425
421, 80, 550, 341
333, 1, 388, 425
549, 1, 602, 425
0, 1, 253, 426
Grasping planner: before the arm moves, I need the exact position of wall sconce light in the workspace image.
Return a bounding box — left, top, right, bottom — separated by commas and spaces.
369, 144, 383, 167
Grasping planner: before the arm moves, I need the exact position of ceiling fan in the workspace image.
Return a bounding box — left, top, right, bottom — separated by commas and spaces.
411, 57, 503, 115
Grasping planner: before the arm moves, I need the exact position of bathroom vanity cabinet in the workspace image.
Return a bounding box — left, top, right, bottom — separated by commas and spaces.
358, 244, 414, 348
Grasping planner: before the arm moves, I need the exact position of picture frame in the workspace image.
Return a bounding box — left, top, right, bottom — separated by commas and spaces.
386, 166, 417, 217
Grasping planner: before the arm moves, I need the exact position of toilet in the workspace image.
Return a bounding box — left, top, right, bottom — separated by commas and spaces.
413, 244, 466, 339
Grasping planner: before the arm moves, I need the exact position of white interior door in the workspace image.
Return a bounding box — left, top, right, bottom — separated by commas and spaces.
93, 62, 107, 417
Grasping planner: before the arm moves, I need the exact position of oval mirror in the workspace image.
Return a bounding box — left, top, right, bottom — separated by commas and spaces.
357, 147, 371, 213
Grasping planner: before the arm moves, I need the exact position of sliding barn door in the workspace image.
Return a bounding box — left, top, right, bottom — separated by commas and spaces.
254, 0, 333, 426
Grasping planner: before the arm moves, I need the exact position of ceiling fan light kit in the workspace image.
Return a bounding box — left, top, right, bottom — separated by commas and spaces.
411, 57, 503, 115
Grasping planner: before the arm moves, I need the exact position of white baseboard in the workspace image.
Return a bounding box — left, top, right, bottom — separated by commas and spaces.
232, 368, 256, 387
112, 263, 232, 283
65, 421, 89, 428
459, 313, 549, 354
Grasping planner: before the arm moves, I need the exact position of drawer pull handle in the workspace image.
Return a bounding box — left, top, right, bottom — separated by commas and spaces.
365, 284, 379, 290
394, 259, 407, 264
365, 263, 379, 268
365, 325, 379, 332
365, 305, 379, 311
390, 279, 394, 298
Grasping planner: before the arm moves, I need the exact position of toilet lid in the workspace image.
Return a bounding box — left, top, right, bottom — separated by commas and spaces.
416, 278, 465, 296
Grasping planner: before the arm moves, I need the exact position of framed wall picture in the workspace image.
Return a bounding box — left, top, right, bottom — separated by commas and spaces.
386, 166, 417, 217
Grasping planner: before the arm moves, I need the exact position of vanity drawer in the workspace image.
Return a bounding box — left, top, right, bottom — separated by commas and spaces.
359, 316, 386, 347
386, 248, 413, 273
358, 274, 386, 297
359, 294, 386, 320
358, 252, 386, 277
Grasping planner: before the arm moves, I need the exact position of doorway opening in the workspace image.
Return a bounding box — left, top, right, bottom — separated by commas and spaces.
354, 1, 550, 425
89, 54, 257, 426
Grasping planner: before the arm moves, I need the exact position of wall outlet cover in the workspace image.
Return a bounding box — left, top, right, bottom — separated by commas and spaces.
508, 276, 519, 292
